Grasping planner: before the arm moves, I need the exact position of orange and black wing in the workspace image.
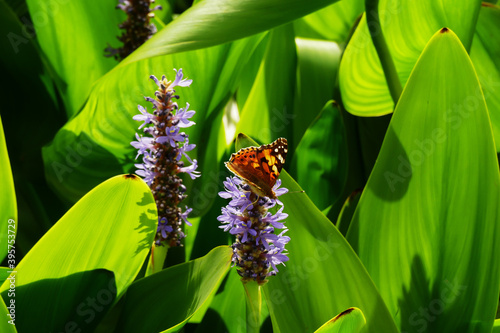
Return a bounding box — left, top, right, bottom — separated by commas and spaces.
254, 138, 287, 188
225, 138, 288, 197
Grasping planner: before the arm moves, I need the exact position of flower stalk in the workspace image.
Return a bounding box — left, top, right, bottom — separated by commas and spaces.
244, 281, 262, 333
365, 0, 402, 104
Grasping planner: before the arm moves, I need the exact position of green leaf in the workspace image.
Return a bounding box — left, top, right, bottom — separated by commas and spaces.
339, 0, 481, 116
494, 319, 500, 332
0, 295, 17, 333
43, 36, 262, 206
26, 0, 121, 115
114, 246, 233, 333
236, 24, 296, 145
0, 267, 11, 285
196, 269, 246, 332
314, 307, 366, 333
235, 134, 398, 333
470, 3, 500, 151
0, 116, 16, 263
346, 29, 500, 332
292, 38, 342, 147
291, 101, 347, 211
0, 175, 157, 332
120, 0, 340, 67
294, 0, 364, 42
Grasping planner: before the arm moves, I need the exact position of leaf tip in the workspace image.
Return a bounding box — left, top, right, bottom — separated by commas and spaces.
123, 174, 139, 180
481, 2, 496, 7
440, 27, 450, 34
237, 132, 249, 140
333, 307, 355, 322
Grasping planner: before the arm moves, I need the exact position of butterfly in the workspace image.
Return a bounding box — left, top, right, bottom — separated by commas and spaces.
225, 138, 287, 199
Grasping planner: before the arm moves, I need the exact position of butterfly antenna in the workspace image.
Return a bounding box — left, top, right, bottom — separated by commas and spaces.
287, 190, 305, 195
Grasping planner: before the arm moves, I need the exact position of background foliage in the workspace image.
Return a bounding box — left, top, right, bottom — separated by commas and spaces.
1, 0, 500, 332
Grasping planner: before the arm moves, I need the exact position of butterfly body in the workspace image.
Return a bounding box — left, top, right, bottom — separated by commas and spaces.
225, 138, 287, 199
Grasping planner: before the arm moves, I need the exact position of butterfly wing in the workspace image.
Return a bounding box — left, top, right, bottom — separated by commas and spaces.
255, 138, 287, 188
225, 138, 288, 198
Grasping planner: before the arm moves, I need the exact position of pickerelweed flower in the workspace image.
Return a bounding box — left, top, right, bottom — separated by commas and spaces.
131, 69, 200, 247
105, 0, 162, 61
218, 176, 290, 284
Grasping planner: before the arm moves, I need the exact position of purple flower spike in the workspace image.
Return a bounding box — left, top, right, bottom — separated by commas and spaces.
218, 176, 290, 284
131, 69, 199, 247
105, 0, 162, 61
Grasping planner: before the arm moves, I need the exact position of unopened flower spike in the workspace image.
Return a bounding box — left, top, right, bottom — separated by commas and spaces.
105, 0, 162, 61
131, 69, 200, 248
218, 138, 290, 285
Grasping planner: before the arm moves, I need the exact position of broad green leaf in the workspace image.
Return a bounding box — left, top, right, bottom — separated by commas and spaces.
294, 0, 364, 42
291, 101, 347, 211
236, 24, 296, 145
235, 35, 269, 112
26, 0, 121, 115
43, 36, 262, 207
6, 269, 115, 333
470, 3, 500, 150
0, 175, 157, 332
114, 246, 232, 333
0, 295, 16, 333
236, 134, 398, 333
314, 307, 366, 333
339, 0, 481, 116
292, 38, 341, 147
120, 0, 340, 66
0, 116, 16, 263
346, 29, 500, 332
494, 319, 500, 332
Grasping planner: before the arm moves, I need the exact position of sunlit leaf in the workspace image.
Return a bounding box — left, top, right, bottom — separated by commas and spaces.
114, 246, 232, 333
0, 116, 16, 263
314, 307, 366, 333
0, 175, 157, 333
339, 0, 481, 116
236, 134, 398, 333
120, 0, 340, 66
470, 3, 500, 150
26, 0, 121, 114
346, 29, 500, 332
236, 24, 296, 145
292, 38, 341, 147
294, 0, 364, 42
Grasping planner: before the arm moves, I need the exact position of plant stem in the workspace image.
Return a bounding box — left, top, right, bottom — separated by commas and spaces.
365, 0, 402, 105
243, 281, 261, 333
145, 243, 168, 276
